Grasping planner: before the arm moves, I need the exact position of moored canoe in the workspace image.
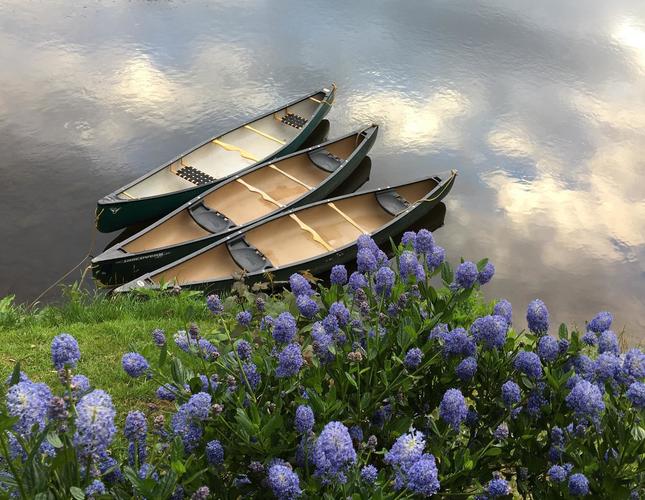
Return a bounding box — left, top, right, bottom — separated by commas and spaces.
96, 85, 336, 232
114, 170, 458, 294
92, 125, 379, 285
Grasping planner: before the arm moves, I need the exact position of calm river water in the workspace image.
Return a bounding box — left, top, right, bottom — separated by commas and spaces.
0, 1, 643, 341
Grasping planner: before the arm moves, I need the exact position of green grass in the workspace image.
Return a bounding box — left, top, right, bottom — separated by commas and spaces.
0, 286, 223, 419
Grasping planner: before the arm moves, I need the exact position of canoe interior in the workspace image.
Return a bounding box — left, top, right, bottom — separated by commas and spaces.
121, 132, 369, 254
118, 92, 326, 200
151, 178, 439, 285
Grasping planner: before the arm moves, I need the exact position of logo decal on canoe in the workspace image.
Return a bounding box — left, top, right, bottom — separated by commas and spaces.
110, 207, 121, 214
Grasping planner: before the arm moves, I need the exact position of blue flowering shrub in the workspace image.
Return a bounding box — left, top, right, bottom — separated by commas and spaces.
1, 229, 644, 499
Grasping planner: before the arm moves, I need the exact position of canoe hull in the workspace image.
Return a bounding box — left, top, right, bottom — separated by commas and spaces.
92, 126, 378, 285
96, 87, 335, 232
115, 170, 456, 294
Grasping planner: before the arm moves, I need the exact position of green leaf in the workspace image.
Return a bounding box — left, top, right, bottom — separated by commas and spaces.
344, 372, 358, 390
440, 262, 454, 285
171, 459, 186, 475
476, 258, 489, 272
9, 362, 21, 387
484, 446, 502, 457
158, 344, 167, 367
46, 431, 63, 449
558, 323, 568, 339
69, 486, 85, 500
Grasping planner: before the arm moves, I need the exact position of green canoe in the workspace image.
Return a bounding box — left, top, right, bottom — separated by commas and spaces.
96, 85, 336, 232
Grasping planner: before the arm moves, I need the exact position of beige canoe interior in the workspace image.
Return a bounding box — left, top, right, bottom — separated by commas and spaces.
122, 133, 367, 254
151, 178, 439, 285
118, 92, 327, 200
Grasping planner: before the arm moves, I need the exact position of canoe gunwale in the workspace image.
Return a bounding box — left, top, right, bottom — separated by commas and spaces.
94, 126, 377, 262
114, 169, 457, 293
98, 86, 335, 207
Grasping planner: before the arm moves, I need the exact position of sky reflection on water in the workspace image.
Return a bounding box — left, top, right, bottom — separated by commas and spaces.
0, 0, 643, 340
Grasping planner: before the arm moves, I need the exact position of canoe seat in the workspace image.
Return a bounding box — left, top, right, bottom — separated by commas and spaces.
189, 204, 234, 234
227, 238, 273, 273
281, 113, 308, 129
176, 165, 217, 186
308, 149, 343, 172
376, 189, 410, 216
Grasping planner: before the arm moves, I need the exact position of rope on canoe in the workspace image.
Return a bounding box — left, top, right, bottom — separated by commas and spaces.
416, 170, 458, 207
28, 208, 103, 309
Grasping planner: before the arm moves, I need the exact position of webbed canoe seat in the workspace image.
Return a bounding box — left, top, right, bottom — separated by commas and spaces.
280, 113, 308, 129
308, 149, 343, 172
175, 165, 217, 186
376, 189, 411, 216
189, 204, 234, 233
227, 238, 273, 272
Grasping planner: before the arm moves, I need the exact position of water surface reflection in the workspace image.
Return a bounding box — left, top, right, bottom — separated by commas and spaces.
0, 0, 643, 341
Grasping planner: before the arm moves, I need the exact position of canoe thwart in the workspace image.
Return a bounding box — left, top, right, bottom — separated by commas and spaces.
212, 139, 260, 162
327, 202, 368, 234
288, 214, 334, 251
189, 204, 234, 233
269, 164, 313, 189
227, 238, 273, 273
376, 189, 411, 216
235, 178, 284, 208
308, 149, 343, 172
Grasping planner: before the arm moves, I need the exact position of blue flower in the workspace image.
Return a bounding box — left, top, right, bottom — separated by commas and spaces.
71, 374, 90, 396
428, 323, 449, 340
237, 340, 252, 360
268, 464, 301, 499
426, 245, 446, 270
527, 299, 549, 334
349, 425, 363, 442
588, 311, 613, 333
375, 266, 395, 296
551, 426, 565, 446
406, 455, 441, 496
471, 315, 508, 350
330, 265, 347, 285
122, 352, 150, 378
439, 389, 467, 431
151, 328, 166, 347
206, 294, 224, 314
414, 229, 434, 254
623, 349, 645, 380
399, 251, 422, 281
443, 327, 476, 357
514, 351, 543, 379
494, 423, 509, 440
582, 331, 598, 346
329, 302, 350, 326
191, 486, 210, 500
595, 352, 620, 381
74, 390, 116, 459
206, 439, 224, 465
360, 464, 378, 484
455, 261, 478, 289
313, 421, 356, 482
486, 477, 510, 497
493, 299, 513, 325
275, 344, 304, 378
296, 295, 318, 319
548, 465, 569, 482
348, 272, 367, 292
404, 348, 423, 369
538, 336, 559, 363
626, 382, 645, 408
295, 405, 315, 433
124, 411, 147, 441
6, 381, 52, 436
559, 338, 570, 354
171, 393, 211, 453
289, 273, 314, 297
502, 380, 521, 407
236, 311, 252, 326
357, 248, 377, 274
568, 473, 590, 496
477, 262, 495, 285
566, 379, 605, 420
598, 330, 619, 355
85, 480, 106, 498
311, 323, 334, 363
456, 357, 477, 381
243, 362, 261, 390
401, 231, 416, 247
273, 312, 297, 344
156, 384, 177, 401
385, 429, 426, 470
51, 333, 81, 369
